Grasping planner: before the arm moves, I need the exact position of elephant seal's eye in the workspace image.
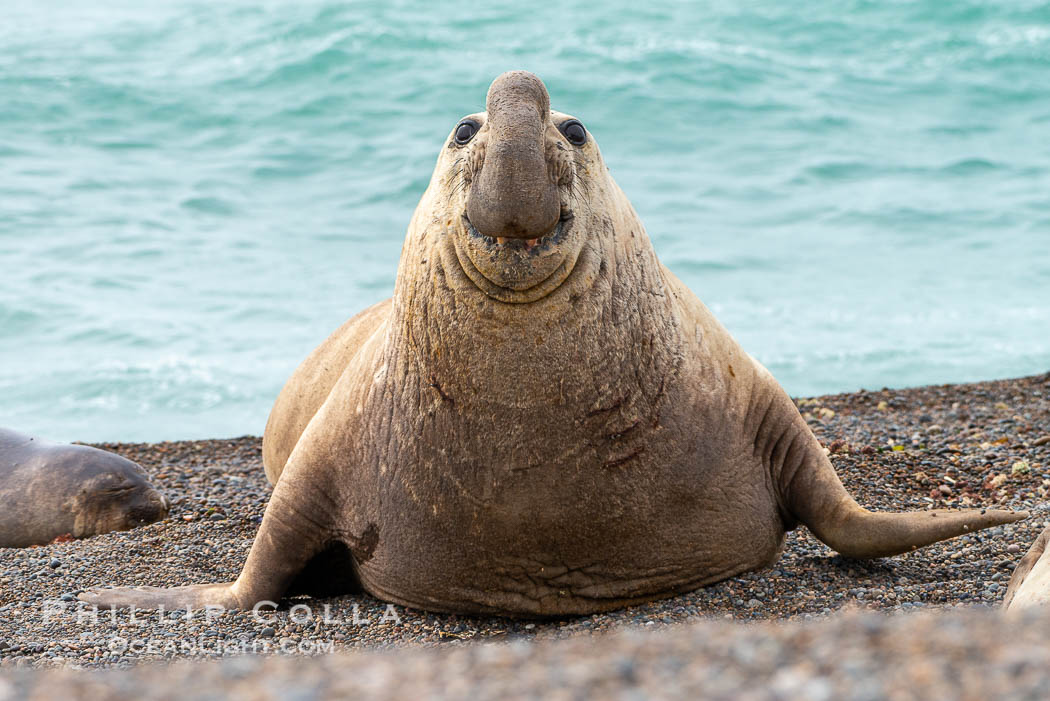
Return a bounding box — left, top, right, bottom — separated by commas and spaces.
454, 120, 479, 145
559, 120, 587, 146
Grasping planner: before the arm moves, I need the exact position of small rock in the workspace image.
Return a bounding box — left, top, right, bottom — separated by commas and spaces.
1007, 544, 1022, 554
48, 558, 61, 569
260, 627, 276, 638
938, 484, 953, 497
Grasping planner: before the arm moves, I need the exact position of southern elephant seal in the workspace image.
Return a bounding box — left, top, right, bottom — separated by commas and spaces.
81, 71, 1027, 616
0, 428, 169, 547
1003, 524, 1050, 612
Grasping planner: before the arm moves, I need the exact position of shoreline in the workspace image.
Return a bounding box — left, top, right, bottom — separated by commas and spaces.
0, 371, 1048, 674
63, 371, 1050, 449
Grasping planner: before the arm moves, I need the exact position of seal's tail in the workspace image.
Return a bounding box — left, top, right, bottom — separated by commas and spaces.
768, 394, 1027, 559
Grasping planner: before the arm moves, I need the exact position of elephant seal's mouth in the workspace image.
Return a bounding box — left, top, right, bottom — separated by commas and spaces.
462, 211, 571, 254
450, 209, 583, 303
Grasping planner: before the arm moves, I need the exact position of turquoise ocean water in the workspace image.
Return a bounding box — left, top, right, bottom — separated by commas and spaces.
1, 1, 1048, 442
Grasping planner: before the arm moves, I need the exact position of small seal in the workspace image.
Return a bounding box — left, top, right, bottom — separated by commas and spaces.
0, 428, 169, 547
1004, 525, 1050, 612
80, 71, 1026, 616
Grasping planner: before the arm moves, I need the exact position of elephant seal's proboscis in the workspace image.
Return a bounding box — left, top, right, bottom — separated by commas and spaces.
80, 71, 1027, 616
0, 428, 169, 547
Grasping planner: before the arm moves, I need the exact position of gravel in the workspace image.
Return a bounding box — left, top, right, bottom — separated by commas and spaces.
1, 372, 1049, 694
4, 607, 1050, 699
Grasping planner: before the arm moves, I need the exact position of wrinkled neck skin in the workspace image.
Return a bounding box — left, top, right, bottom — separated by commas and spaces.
383, 161, 684, 456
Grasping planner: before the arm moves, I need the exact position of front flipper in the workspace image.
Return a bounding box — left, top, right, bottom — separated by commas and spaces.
79, 460, 339, 610
78, 583, 240, 610
754, 380, 1028, 558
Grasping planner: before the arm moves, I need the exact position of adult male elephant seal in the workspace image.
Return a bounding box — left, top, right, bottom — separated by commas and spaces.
0, 428, 169, 547
1003, 524, 1050, 612
81, 72, 1026, 616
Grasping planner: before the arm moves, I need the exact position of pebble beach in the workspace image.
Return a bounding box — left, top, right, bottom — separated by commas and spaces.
6, 607, 1050, 700
1, 372, 1049, 697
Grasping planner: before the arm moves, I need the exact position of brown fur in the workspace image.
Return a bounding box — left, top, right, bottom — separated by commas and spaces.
1004, 525, 1050, 612
0, 428, 168, 547
80, 72, 1026, 616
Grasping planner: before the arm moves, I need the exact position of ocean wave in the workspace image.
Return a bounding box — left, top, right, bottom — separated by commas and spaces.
1, 0, 1047, 440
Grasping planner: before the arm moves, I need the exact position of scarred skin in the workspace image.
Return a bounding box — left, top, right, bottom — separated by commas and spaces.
0, 428, 169, 547
80, 72, 1027, 616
